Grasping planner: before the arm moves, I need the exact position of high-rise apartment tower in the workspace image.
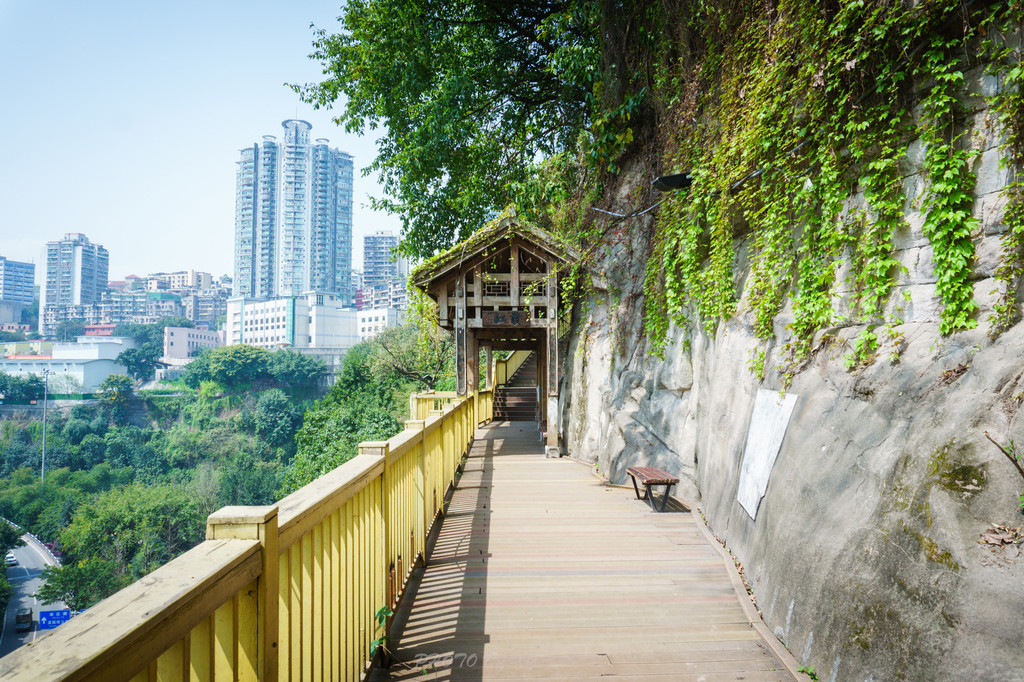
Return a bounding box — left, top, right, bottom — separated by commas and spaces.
363, 230, 407, 291
41, 233, 108, 310
0, 256, 35, 306
233, 120, 354, 304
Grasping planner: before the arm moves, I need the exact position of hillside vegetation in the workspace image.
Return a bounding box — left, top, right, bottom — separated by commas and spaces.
0, 323, 453, 611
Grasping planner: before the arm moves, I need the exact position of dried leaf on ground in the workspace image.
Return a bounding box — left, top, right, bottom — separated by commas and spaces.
979, 524, 1024, 548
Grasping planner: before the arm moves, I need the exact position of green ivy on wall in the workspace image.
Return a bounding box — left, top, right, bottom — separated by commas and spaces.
984, 5, 1024, 338
636, 0, 1018, 371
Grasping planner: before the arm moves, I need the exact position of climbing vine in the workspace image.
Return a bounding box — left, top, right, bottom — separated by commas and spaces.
916, 31, 981, 335
632, 0, 1010, 370
984, 4, 1024, 338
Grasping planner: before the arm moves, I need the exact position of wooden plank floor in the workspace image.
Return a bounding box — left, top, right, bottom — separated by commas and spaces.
371, 421, 795, 681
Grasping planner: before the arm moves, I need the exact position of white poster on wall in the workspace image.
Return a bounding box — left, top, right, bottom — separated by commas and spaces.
737, 389, 799, 519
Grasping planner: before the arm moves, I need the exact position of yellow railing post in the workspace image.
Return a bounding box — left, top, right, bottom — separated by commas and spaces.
206, 505, 280, 682
404, 419, 428, 565
358, 439, 390, 670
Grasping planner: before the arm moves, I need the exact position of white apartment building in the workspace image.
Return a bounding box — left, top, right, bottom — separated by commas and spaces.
166, 270, 213, 290
40, 233, 109, 335
162, 326, 220, 362
0, 336, 136, 393
357, 307, 407, 340
224, 292, 359, 350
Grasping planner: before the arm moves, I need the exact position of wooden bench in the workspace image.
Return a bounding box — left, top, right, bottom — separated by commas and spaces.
626, 466, 679, 512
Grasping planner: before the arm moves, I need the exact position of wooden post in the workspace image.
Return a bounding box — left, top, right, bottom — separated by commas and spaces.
537, 335, 547, 427
471, 265, 482, 315
456, 272, 468, 396
467, 332, 478, 394
438, 286, 448, 325
546, 266, 560, 454
510, 244, 520, 308
206, 505, 279, 682
485, 345, 493, 388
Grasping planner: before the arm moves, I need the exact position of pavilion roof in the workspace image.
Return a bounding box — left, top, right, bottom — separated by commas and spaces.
410, 209, 579, 292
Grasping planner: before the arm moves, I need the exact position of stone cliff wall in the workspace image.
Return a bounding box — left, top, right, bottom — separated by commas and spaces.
559, 60, 1024, 681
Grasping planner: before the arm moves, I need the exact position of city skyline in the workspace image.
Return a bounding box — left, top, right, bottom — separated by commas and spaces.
0, 1, 401, 284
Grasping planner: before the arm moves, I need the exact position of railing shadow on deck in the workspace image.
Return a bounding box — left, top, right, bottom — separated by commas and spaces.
0, 389, 494, 682
374, 429, 500, 681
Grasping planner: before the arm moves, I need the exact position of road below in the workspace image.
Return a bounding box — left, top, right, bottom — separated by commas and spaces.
0, 534, 64, 659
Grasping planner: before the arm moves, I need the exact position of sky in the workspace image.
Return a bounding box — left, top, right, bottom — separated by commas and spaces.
0, 1, 400, 283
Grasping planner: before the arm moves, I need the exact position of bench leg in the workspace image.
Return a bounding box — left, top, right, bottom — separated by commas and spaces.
658, 484, 674, 512
643, 484, 674, 512
645, 485, 659, 512
629, 474, 644, 501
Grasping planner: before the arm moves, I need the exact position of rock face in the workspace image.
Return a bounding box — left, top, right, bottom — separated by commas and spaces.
559, 68, 1024, 680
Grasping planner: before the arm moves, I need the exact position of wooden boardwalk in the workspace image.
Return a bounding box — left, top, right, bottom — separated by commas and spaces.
371, 422, 797, 681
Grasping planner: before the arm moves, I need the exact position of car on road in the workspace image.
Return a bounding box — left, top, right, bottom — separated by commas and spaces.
14, 608, 32, 632
4, 552, 15, 566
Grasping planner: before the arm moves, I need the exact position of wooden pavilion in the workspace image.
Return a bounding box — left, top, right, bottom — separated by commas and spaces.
411, 212, 578, 452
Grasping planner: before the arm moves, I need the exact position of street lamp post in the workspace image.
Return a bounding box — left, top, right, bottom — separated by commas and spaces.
41, 369, 53, 483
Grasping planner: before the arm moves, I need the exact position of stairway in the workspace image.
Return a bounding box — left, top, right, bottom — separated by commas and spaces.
493, 352, 538, 421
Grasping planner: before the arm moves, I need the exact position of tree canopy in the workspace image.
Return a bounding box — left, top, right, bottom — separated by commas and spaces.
115, 317, 196, 381
98, 374, 134, 421
0, 373, 44, 403
284, 343, 403, 491
54, 320, 85, 342
183, 346, 326, 392
293, 0, 603, 258
369, 322, 453, 390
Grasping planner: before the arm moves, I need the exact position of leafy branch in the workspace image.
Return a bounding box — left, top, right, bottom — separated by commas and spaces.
984, 431, 1024, 481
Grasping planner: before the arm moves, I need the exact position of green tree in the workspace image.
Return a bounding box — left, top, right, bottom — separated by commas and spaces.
253, 389, 301, 448
0, 373, 44, 402
283, 343, 402, 491
62, 418, 92, 446
117, 347, 158, 382
207, 345, 270, 389
36, 559, 124, 612
115, 318, 195, 381
218, 451, 279, 506
0, 521, 25, 554
181, 348, 213, 389
78, 434, 107, 467
60, 483, 203, 582
370, 323, 453, 390
54, 319, 86, 342
98, 374, 134, 421
266, 350, 326, 389
292, 0, 600, 258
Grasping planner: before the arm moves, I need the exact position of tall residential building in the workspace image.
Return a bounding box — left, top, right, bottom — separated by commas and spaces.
361, 230, 409, 311
0, 257, 35, 306
40, 234, 109, 334
363, 230, 401, 291
234, 120, 354, 304
42, 233, 108, 308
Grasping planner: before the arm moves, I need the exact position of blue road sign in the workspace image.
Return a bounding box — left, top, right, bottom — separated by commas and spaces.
39, 609, 71, 629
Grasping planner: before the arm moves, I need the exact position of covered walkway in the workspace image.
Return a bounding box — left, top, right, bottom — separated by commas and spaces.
372, 422, 797, 681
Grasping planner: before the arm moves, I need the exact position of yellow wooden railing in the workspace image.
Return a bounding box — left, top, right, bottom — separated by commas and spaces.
494, 349, 531, 387
0, 391, 486, 681
407, 350, 529, 421
408, 390, 458, 420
